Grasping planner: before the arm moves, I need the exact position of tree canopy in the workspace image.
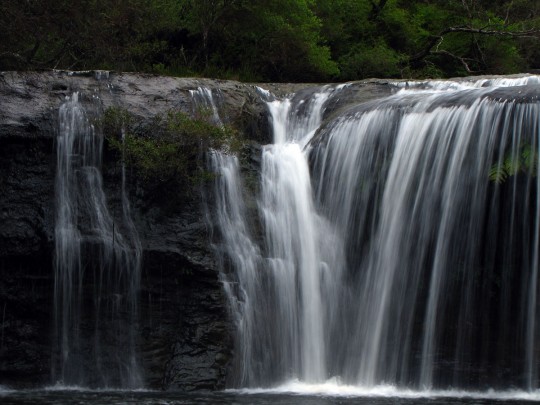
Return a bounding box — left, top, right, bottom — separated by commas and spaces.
0, 0, 538, 81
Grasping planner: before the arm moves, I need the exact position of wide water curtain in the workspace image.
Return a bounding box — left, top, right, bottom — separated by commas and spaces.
214, 77, 540, 391
54, 93, 142, 388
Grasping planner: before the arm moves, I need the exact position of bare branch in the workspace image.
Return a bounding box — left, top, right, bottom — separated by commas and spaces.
505, 1, 514, 25
462, 0, 473, 19
442, 26, 540, 37
0, 51, 27, 63
409, 25, 540, 65
431, 50, 477, 73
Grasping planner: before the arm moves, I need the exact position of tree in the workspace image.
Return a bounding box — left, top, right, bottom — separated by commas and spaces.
0, 0, 179, 71
208, 0, 339, 81
404, 0, 539, 75
0, 0, 538, 80
177, 0, 237, 68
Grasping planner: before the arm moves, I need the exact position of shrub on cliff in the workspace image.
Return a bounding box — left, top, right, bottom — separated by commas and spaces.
103, 107, 241, 189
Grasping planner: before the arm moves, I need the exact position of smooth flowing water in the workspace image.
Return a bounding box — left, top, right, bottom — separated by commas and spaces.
210, 75, 540, 396
53, 93, 142, 388
312, 79, 540, 390
46, 75, 540, 402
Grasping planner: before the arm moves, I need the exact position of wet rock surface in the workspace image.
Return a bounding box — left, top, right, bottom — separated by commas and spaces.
0, 71, 397, 390
0, 255, 52, 388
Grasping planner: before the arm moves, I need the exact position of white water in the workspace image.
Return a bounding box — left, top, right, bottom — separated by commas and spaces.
258, 86, 347, 383
189, 86, 224, 126
393, 74, 540, 91
232, 380, 540, 401
314, 77, 540, 389
54, 93, 142, 388
210, 85, 348, 385
0, 386, 15, 395
211, 75, 540, 392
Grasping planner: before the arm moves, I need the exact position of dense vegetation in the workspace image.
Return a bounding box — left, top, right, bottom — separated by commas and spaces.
103, 107, 241, 190
1, 0, 538, 81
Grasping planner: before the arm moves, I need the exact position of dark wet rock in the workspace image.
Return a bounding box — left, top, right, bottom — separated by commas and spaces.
138, 249, 232, 391
0, 255, 53, 388
0, 71, 272, 391
0, 70, 398, 390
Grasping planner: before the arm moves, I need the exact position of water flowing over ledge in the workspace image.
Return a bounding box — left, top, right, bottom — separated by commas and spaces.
211, 74, 540, 391
53, 92, 142, 387
1, 71, 540, 394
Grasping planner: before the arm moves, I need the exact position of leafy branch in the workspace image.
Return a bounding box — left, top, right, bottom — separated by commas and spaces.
409, 24, 540, 73
489, 144, 538, 184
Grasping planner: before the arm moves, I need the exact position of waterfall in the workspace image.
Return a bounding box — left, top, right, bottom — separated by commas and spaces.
212, 85, 347, 385
312, 80, 540, 389
257, 86, 347, 384
190, 85, 270, 386
213, 76, 540, 391
190, 86, 224, 127
53, 93, 142, 388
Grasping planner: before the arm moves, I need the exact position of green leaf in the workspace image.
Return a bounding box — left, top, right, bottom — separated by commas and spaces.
489, 163, 508, 184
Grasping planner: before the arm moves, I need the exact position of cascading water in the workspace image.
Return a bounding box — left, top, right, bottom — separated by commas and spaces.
213, 76, 540, 393
256, 86, 347, 384
190, 86, 224, 127
212, 85, 347, 386
192, 85, 271, 386
312, 79, 540, 390
53, 93, 142, 388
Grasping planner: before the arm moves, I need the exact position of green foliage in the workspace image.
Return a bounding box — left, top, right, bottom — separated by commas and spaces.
489, 144, 538, 184
103, 107, 242, 187
216, 0, 340, 81
0, 0, 182, 71
338, 41, 402, 80
0, 0, 538, 80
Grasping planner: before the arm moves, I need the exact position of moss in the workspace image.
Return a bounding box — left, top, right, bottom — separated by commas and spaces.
103, 107, 243, 191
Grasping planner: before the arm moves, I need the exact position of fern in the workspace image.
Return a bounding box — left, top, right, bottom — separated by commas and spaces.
522, 145, 538, 174
504, 155, 521, 176
489, 143, 539, 184
489, 163, 508, 184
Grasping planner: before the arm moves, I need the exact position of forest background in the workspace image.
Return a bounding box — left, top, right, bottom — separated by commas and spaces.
1, 0, 539, 82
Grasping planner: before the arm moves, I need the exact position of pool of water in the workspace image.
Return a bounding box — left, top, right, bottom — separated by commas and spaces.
2, 384, 540, 405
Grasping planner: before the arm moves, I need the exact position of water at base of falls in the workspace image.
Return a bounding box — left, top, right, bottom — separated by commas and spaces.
210, 76, 540, 392
228, 382, 540, 403
3, 386, 540, 404
53, 93, 142, 388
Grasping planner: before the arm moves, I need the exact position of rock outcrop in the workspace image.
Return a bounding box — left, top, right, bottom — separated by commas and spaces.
0, 70, 396, 390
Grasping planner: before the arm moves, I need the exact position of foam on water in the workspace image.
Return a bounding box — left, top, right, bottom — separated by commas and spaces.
44, 383, 88, 392
0, 386, 15, 395
43, 383, 154, 393
393, 74, 540, 92
230, 379, 540, 401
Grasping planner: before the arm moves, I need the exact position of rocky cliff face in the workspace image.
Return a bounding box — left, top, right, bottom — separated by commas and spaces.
0, 70, 395, 390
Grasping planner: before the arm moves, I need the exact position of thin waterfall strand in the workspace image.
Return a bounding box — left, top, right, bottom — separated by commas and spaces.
54, 93, 142, 388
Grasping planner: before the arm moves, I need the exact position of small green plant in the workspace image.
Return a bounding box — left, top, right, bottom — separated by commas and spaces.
102, 107, 134, 134
103, 107, 243, 187
489, 144, 538, 184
